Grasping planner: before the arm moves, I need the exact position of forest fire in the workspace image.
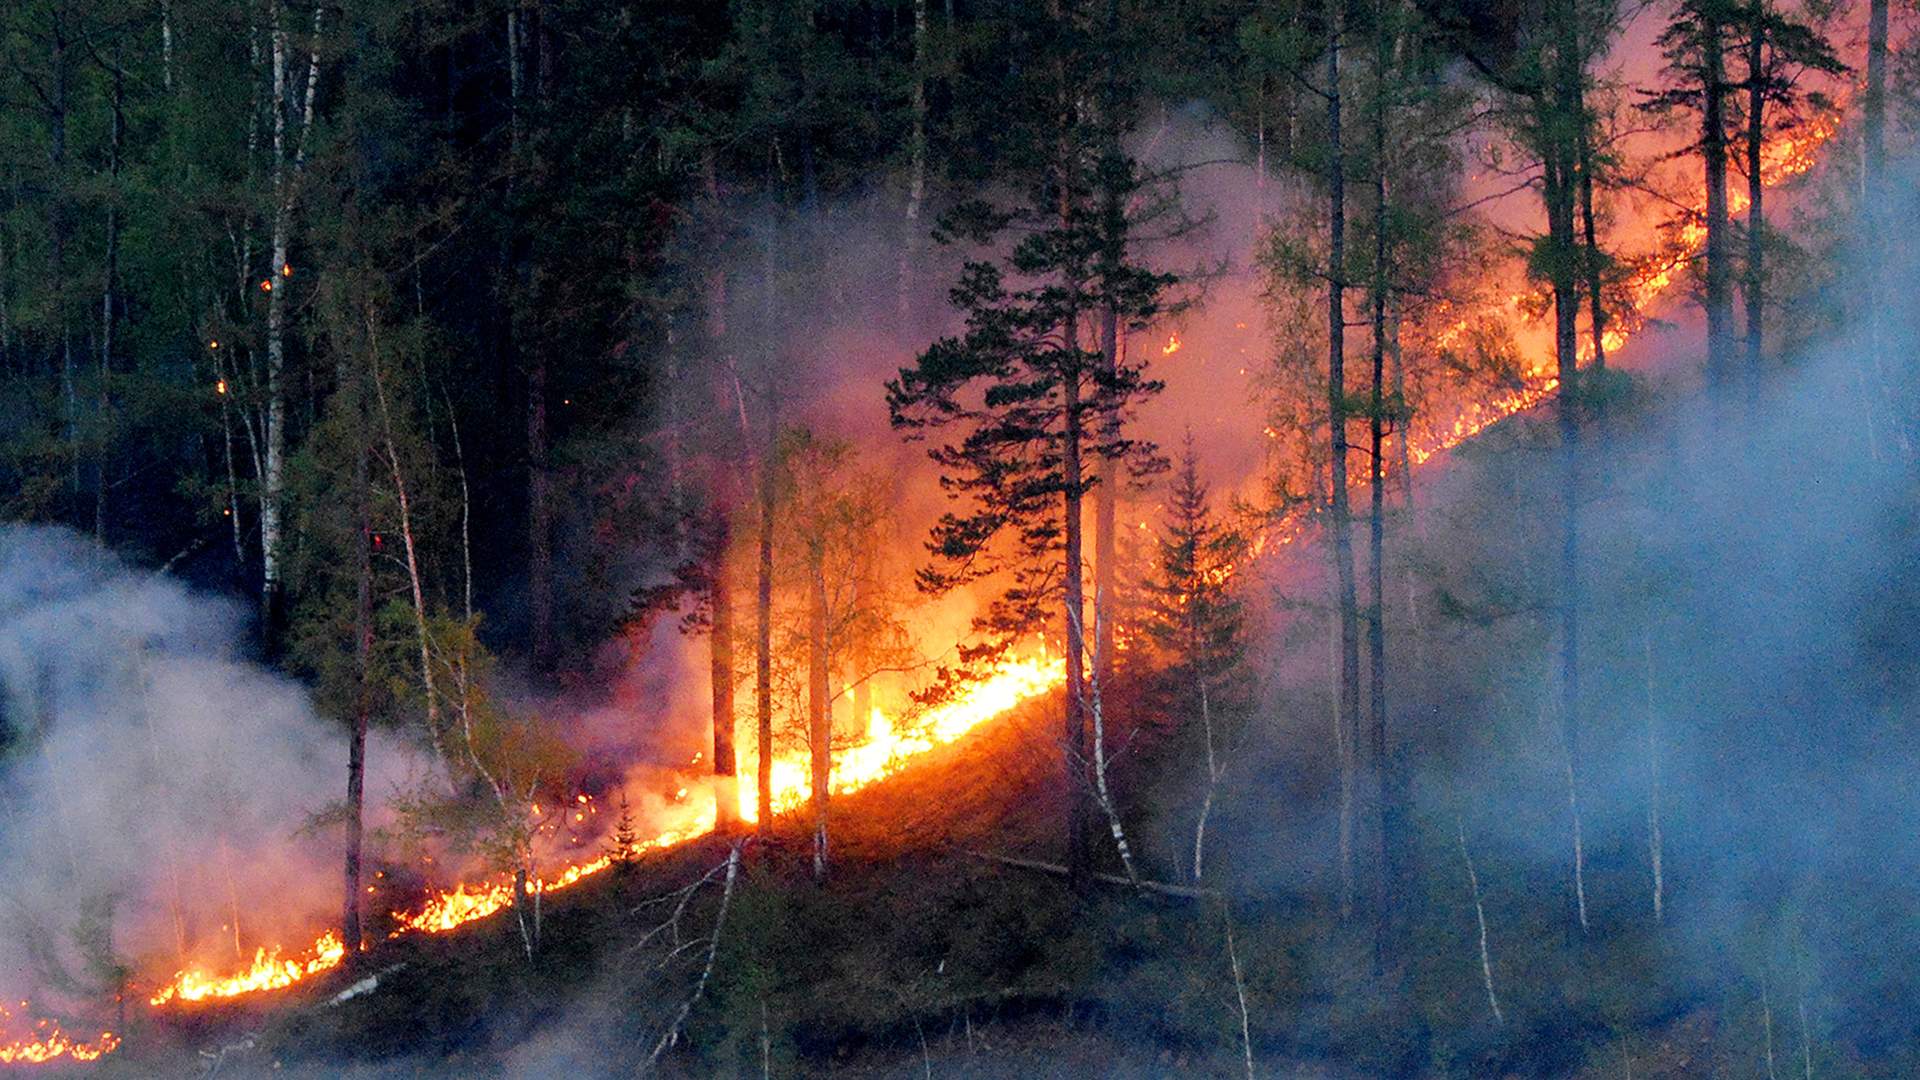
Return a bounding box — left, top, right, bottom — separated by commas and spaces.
148, 932, 348, 1006
0, 1004, 119, 1065
1398, 103, 1844, 469
143, 651, 1066, 1007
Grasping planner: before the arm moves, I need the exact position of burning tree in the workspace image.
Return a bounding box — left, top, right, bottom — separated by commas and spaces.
887, 0, 1174, 879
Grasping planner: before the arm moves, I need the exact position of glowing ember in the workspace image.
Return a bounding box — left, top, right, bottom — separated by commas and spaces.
0, 1003, 120, 1065
147, 931, 346, 1006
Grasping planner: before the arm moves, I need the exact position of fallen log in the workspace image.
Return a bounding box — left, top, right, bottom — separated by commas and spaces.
960, 849, 1219, 900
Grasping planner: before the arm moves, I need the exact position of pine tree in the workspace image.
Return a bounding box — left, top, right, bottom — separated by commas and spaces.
1140, 438, 1246, 883
887, 2, 1174, 878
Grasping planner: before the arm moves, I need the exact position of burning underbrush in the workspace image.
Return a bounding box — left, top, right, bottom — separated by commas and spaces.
133, 649, 1068, 1017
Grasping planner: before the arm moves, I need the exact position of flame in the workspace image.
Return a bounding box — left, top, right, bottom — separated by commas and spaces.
147, 931, 346, 1006
735, 651, 1066, 822
215, 378, 228, 395
1407, 105, 1843, 466
0, 1004, 120, 1064
385, 652, 1063, 938
133, 101, 1849, 1024
133, 645, 1067, 991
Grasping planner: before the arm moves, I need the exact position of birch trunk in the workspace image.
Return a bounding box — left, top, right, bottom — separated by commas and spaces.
260, 0, 290, 646
368, 328, 454, 788
1457, 818, 1504, 1023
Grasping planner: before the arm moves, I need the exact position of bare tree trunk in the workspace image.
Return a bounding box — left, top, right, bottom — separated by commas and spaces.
711, 529, 740, 829
1193, 668, 1218, 882
1330, 605, 1355, 918
1744, 8, 1765, 401
160, 0, 174, 92
1864, 0, 1887, 200
1325, 6, 1363, 923
1367, 19, 1394, 972
899, 0, 928, 321
447, 391, 475, 621
527, 349, 553, 670
368, 324, 453, 788
756, 413, 775, 834
1763, 972, 1780, 1080
809, 548, 831, 880
1578, 123, 1606, 374
1221, 900, 1255, 1080
1549, 0, 1588, 935
1643, 626, 1664, 922
260, 0, 291, 650
342, 422, 372, 951
1457, 818, 1504, 1024
258, 0, 322, 654
1063, 351, 1091, 879
1702, 16, 1733, 393
95, 66, 123, 544
47, 14, 77, 522
1079, 598, 1139, 886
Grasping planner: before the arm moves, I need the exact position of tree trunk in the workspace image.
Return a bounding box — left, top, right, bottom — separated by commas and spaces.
528, 350, 553, 671
703, 154, 740, 831
1550, 0, 1589, 936
1643, 625, 1665, 922
96, 67, 123, 544
899, 0, 928, 322
710, 526, 740, 829
343, 426, 372, 950
756, 418, 775, 834
1064, 347, 1092, 880
1578, 122, 1607, 372
1864, 0, 1887, 201
1457, 818, 1504, 1023
1702, 16, 1733, 393
809, 548, 830, 880
1367, 23, 1393, 970
1326, 4, 1364, 923
261, 0, 291, 652
1744, 4, 1765, 402
368, 330, 455, 790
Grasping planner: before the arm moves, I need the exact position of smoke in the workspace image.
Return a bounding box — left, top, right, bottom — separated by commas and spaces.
0, 526, 359, 1008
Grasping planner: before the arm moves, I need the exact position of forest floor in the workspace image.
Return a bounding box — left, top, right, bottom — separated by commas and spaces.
58, 677, 1769, 1079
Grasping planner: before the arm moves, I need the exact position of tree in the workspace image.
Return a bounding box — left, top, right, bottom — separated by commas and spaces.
1735, 0, 1843, 393
767, 428, 911, 879
1647, 0, 1743, 396
888, 0, 1173, 880
1140, 437, 1246, 883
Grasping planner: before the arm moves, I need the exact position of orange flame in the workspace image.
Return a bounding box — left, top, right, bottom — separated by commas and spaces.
147, 931, 347, 1006
0, 1003, 120, 1065
1162, 333, 1182, 355
152, 653, 1064, 1003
